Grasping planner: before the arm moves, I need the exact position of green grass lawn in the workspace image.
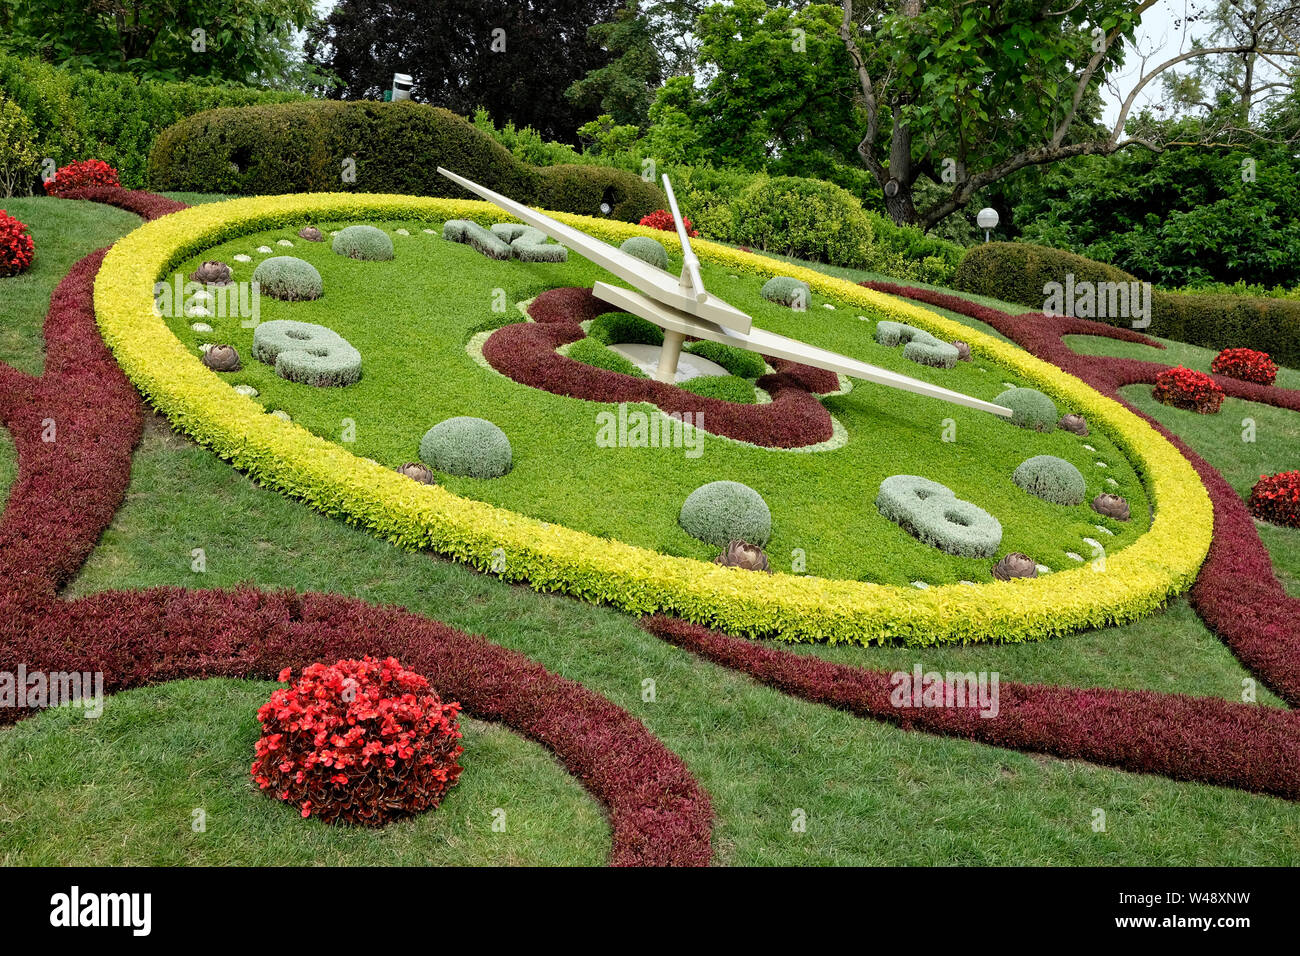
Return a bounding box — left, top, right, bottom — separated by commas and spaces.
161, 219, 1150, 585
3, 196, 1299, 865
0, 678, 607, 866
0, 197, 142, 375
1066, 333, 1300, 391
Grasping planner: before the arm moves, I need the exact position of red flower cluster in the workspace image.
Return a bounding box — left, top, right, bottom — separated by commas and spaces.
0, 210, 35, 278
1248, 471, 1300, 528
638, 209, 697, 237
43, 159, 121, 197
252, 655, 464, 825
1211, 347, 1278, 386
1152, 365, 1225, 413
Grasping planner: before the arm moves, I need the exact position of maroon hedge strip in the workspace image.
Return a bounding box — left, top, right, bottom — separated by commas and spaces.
0, 197, 714, 866
55, 186, 189, 220
481, 286, 839, 448
866, 281, 1300, 705
641, 615, 1300, 801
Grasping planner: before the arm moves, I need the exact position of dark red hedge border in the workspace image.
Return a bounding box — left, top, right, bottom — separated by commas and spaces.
641, 615, 1300, 800
0, 190, 713, 866
481, 286, 841, 448
863, 280, 1300, 705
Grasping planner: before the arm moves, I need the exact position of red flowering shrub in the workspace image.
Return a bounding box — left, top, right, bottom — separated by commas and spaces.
638, 209, 697, 237
252, 656, 464, 825
1211, 347, 1278, 386
1248, 471, 1300, 528
1152, 366, 1225, 413
43, 159, 120, 197
0, 210, 35, 277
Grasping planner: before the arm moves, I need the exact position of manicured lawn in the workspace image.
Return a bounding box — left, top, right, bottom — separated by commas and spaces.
0, 197, 141, 375
4, 195, 1298, 865
0, 678, 607, 866
57, 411, 1299, 865
1066, 333, 1300, 391
162, 218, 1150, 585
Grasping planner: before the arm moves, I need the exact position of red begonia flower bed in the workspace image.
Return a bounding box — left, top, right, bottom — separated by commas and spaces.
480, 286, 841, 448
0, 189, 713, 866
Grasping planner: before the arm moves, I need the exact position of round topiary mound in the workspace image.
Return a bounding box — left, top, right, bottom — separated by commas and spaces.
620, 236, 669, 270
760, 276, 810, 308
252, 319, 362, 387
1013, 455, 1087, 505
588, 311, 664, 346
679, 480, 771, 548
420, 416, 513, 478
684, 340, 767, 378
251, 256, 323, 301
875, 475, 1002, 558
332, 224, 395, 261
996, 387, 1058, 431
251, 655, 464, 826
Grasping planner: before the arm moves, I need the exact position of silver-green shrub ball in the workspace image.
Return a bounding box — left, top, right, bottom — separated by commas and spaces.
332, 224, 395, 261
996, 387, 1058, 431
760, 276, 810, 308
1013, 455, 1087, 505
251, 256, 323, 301
419, 417, 513, 479
620, 236, 669, 270
252, 319, 361, 387
875, 475, 1002, 557
679, 480, 771, 548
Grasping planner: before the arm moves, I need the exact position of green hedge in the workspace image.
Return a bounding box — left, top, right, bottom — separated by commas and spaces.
954, 242, 1300, 367
0, 52, 302, 191
149, 100, 664, 222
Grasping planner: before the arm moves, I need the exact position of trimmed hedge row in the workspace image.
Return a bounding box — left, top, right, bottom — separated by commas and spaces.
149, 101, 664, 223
94, 192, 1212, 645
954, 242, 1300, 367
0, 52, 302, 191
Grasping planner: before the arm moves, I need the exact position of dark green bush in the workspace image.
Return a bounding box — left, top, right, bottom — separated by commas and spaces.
955, 242, 1300, 367
729, 176, 875, 268
149, 101, 663, 222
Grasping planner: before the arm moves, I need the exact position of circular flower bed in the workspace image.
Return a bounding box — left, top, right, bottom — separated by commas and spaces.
252, 655, 464, 825
1211, 348, 1278, 386
43, 158, 121, 196
0, 209, 35, 277
1247, 471, 1300, 528
1152, 366, 1225, 414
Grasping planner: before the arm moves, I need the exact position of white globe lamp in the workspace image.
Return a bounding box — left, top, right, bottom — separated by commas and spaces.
976, 207, 1000, 243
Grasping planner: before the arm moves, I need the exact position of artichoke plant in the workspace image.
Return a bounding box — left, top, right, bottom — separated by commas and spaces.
1059, 413, 1089, 436
298, 226, 324, 242
202, 344, 240, 372
714, 540, 771, 572
1091, 493, 1131, 521
396, 462, 435, 484
952, 340, 972, 362
992, 552, 1038, 580
190, 260, 233, 285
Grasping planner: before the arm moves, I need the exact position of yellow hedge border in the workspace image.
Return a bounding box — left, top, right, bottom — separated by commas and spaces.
94, 193, 1213, 645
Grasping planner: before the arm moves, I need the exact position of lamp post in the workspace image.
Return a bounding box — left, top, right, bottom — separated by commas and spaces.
977, 207, 999, 243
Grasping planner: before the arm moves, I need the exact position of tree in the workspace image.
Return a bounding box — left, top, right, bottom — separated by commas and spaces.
838, 0, 1300, 227
306, 0, 624, 143
0, 0, 316, 83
